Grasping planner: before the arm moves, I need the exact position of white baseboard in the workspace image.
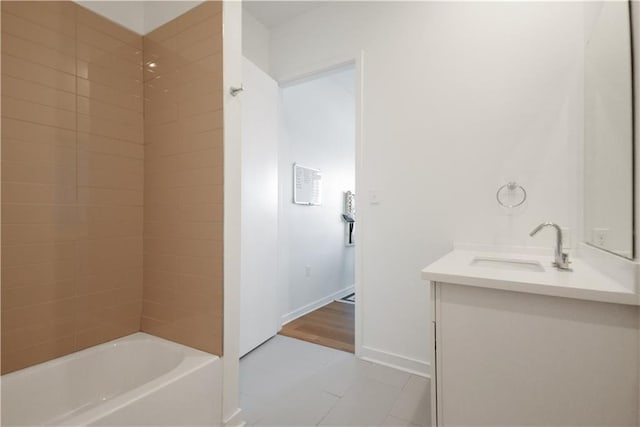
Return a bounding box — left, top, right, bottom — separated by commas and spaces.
281, 285, 355, 326
223, 408, 245, 427
360, 345, 431, 378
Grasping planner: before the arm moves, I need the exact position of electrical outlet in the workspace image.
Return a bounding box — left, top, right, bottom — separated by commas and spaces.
305, 265, 312, 278
592, 228, 609, 247
369, 190, 380, 205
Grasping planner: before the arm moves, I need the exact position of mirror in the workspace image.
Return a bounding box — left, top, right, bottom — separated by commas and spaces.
583, 1, 634, 259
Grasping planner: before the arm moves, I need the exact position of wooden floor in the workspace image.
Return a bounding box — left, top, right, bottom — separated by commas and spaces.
279, 301, 355, 353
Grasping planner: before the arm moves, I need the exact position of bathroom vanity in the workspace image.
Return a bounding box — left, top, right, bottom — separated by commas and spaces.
422, 250, 639, 426
422, 2, 640, 424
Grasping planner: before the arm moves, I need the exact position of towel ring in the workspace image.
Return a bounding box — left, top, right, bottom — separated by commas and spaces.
496, 182, 527, 208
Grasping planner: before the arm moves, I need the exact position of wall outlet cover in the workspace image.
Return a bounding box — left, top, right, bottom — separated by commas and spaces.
592, 228, 610, 247
369, 190, 380, 204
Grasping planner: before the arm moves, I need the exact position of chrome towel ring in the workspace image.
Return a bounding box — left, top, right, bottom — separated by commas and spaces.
496, 182, 527, 208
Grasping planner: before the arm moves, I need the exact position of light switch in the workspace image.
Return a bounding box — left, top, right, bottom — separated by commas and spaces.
592, 228, 609, 247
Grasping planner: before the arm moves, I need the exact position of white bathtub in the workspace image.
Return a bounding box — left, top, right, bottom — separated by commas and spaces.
1, 333, 222, 426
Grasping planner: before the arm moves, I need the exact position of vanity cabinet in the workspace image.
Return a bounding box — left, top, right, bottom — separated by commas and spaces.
430, 282, 638, 426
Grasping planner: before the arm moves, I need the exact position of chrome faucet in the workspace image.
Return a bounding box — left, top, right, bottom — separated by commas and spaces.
529, 222, 572, 271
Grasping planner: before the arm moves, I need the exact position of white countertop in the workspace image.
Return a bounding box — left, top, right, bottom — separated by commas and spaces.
422, 250, 639, 306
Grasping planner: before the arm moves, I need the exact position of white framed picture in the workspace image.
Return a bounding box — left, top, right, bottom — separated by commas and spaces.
293, 163, 322, 205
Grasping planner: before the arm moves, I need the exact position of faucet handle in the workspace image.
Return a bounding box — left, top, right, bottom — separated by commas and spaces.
553, 252, 572, 271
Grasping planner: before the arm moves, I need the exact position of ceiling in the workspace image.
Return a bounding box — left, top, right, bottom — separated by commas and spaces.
243, 1, 322, 28
74, 1, 204, 35
77, 1, 321, 34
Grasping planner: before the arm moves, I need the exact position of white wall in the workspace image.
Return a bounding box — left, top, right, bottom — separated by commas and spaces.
269, 1, 583, 373
242, 9, 271, 74
631, 0, 640, 419
222, 1, 243, 425
279, 68, 356, 323
632, 0, 639, 262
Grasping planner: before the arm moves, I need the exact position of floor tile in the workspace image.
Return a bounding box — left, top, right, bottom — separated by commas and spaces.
306, 357, 362, 397
240, 336, 350, 400
383, 415, 419, 426
319, 377, 404, 426
239, 392, 271, 425
362, 360, 412, 389
240, 335, 428, 427
245, 335, 351, 370
389, 375, 431, 427
308, 356, 411, 398
254, 387, 339, 426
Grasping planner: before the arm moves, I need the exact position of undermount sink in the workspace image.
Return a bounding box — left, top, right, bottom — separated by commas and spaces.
470, 256, 545, 272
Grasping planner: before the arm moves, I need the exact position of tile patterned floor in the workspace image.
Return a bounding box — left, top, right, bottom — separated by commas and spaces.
240, 335, 431, 426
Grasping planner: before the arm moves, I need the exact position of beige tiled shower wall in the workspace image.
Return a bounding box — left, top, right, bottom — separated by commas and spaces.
141, 2, 224, 355
1, 2, 144, 374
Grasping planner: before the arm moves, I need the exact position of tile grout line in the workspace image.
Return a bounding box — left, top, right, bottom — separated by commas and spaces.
377, 372, 412, 426
315, 390, 343, 426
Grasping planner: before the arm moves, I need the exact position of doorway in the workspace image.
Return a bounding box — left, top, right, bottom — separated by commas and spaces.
239, 64, 357, 356
276, 66, 357, 353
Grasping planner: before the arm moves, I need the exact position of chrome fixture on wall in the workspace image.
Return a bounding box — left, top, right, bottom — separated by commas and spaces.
230, 84, 244, 96
342, 191, 356, 246
496, 182, 527, 208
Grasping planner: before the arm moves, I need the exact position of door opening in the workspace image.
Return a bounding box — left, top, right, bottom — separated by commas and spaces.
277, 65, 357, 353
239, 62, 358, 356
